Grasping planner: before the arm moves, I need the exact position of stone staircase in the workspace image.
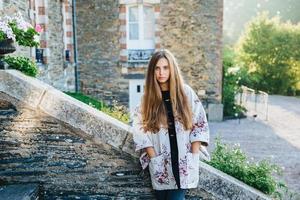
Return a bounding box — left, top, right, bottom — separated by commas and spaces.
0, 93, 152, 199
0, 92, 211, 199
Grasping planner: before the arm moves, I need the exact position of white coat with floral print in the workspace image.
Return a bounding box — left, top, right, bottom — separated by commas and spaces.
131, 84, 210, 190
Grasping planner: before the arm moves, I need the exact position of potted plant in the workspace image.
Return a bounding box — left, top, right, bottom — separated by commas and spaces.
0, 20, 16, 55
0, 12, 41, 49
0, 10, 42, 69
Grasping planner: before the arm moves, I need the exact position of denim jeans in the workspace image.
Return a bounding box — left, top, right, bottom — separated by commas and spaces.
154, 189, 186, 200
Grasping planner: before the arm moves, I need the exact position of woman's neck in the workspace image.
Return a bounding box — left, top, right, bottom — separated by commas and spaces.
160, 82, 169, 91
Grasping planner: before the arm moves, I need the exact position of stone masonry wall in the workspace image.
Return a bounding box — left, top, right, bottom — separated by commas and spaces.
37, 0, 75, 92
159, 0, 223, 105
76, 0, 223, 110
76, 0, 129, 106
43, 0, 65, 88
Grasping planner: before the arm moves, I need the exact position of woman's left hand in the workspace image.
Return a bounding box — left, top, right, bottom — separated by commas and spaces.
191, 141, 201, 154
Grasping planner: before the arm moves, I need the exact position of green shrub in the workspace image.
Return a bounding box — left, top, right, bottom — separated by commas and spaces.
222, 47, 247, 117
3, 56, 38, 77
206, 138, 296, 199
64, 92, 130, 124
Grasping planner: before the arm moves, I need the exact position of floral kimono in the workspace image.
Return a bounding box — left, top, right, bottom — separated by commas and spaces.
131, 84, 210, 190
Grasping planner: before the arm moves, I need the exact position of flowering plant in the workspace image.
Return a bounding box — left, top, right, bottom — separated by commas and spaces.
0, 21, 15, 41
0, 12, 42, 47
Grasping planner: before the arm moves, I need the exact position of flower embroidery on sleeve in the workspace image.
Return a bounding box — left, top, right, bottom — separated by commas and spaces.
191, 119, 207, 137
191, 111, 209, 136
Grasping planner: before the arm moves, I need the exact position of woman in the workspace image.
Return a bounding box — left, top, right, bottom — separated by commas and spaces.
131, 49, 210, 200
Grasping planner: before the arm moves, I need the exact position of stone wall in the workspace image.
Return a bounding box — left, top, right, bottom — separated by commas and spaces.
76, 0, 129, 106
43, 0, 64, 87
159, 0, 223, 105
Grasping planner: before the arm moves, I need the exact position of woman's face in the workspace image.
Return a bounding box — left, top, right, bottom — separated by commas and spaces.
155, 58, 170, 84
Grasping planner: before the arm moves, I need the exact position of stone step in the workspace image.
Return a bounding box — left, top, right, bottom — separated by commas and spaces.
45, 194, 155, 200
0, 183, 40, 200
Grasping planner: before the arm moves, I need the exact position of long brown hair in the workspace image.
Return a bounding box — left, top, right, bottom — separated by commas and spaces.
141, 49, 193, 133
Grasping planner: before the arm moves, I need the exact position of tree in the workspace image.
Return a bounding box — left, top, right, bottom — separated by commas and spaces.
235, 13, 300, 95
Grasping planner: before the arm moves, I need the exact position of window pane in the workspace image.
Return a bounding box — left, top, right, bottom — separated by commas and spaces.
129, 23, 139, 40
129, 6, 138, 22
144, 22, 154, 39
143, 6, 154, 39
143, 6, 154, 22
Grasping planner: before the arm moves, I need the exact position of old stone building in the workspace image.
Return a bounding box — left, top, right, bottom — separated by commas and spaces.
0, 0, 75, 91
76, 0, 224, 120
1, 0, 224, 120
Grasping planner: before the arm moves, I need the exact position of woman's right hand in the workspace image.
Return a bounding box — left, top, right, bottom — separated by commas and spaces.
145, 147, 156, 158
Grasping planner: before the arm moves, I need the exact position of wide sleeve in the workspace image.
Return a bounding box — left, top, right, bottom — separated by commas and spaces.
131, 105, 153, 169
188, 86, 210, 146
131, 105, 153, 151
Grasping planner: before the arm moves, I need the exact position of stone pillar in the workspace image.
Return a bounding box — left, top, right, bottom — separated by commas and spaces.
62, 0, 74, 63
61, 0, 75, 91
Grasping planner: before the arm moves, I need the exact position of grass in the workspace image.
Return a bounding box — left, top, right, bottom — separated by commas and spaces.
64, 92, 130, 124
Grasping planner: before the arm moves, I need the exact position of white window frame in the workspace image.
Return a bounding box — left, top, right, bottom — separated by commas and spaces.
126, 3, 155, 50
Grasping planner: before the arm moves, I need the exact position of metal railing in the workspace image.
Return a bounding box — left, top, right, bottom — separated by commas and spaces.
235, 85, 269, 120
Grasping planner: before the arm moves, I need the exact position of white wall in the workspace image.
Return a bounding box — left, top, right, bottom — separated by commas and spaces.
129, 79, 144, 115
